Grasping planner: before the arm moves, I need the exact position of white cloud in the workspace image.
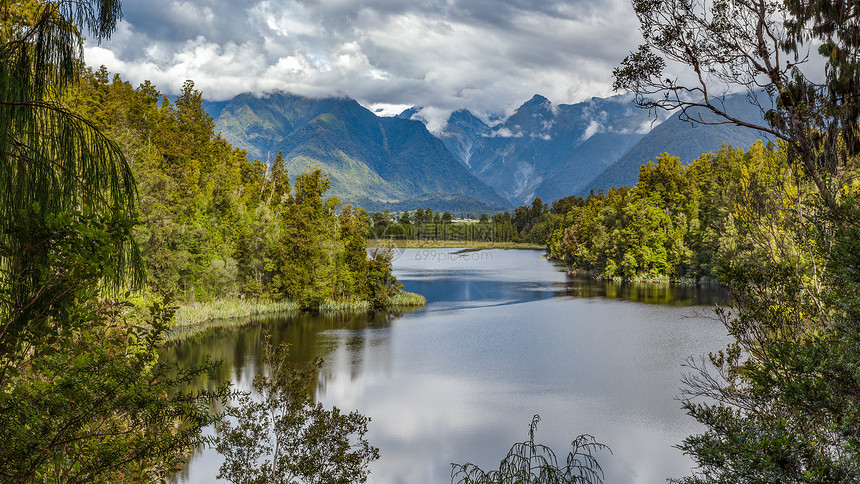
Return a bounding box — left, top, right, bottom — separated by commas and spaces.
86, 0, 645, 115
581, 120, 604, 141
484, 127, 524, 138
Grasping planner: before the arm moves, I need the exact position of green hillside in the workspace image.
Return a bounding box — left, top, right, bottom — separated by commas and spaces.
210, 92, 510, 212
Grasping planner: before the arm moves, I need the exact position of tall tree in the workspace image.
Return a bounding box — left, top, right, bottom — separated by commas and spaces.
616, 0, 860, 481
614, 0, 860, 208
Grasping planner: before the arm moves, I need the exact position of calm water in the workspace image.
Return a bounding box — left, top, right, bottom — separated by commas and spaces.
171, 248, 731, 484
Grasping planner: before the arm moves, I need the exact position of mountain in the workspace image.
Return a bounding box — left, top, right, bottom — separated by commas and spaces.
585, 93, 770, 193
207, 92, 510, 212
422, 92, 772, 205
430, 95, 653, 206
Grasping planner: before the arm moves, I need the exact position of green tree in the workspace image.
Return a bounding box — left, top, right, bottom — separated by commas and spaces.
337, 204, 371, 299
451, 415, 610, 484
271, 169, 337, 310
442, 211, 453, 224
215, 336, 379, 484
0, 0, 140, 292
399, 211, 412, 225
366, 249, 402, 309
0, 210, 229, 482
617, 0, 860, 481
372, 210, 390, 229
0, 5, 233, 481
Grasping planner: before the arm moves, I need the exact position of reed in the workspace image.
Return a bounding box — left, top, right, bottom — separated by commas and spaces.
386, 291, 426, 307
165, 293, 427, 342
319, 299, 372, 312
167, 299, 298, 341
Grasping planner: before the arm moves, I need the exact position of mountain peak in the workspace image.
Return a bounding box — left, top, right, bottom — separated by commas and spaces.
397, 106, 420, 120
514, 94, 553, 117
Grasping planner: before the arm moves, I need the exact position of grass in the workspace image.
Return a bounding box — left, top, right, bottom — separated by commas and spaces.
165, 292, 427, 342
386, 291, 426, 307
168, 299, 299, 341
366, 239, 545, 250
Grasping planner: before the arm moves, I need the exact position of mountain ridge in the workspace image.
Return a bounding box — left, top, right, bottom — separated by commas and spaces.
210, 90, 774, 212
208, 92, 511, 212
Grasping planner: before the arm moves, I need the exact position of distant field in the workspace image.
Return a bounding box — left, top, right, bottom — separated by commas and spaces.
366, 239, 545, 250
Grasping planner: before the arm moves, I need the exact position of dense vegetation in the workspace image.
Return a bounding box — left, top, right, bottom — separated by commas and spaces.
0, 1, 403, 482
0, 1, 232, 481
368, 198, 568, 245
68, 67, 405, 310
548, 142, 796, 283
617, 0, 860, 481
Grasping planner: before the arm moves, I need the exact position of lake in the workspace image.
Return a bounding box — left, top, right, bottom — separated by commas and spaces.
171, 248, 731, 483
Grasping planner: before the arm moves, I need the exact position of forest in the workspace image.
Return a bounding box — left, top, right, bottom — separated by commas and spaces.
65, 67, 415, 311
367, 197, 568, 245
546, 142, 798, 284
3, 0, 860, 482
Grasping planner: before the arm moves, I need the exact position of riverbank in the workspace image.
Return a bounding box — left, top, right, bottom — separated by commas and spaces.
166, 292, 426, 342
565, 267, 722, 285
366, 239, 545, 250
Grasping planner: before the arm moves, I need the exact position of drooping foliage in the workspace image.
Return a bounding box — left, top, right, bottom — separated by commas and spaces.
450, 414, 610, 484
0, 1, 140, 291
0, 2, 231, 481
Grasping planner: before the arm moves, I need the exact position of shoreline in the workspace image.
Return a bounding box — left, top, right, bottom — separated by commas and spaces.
564, 268, 723, 286
166, 292, 426, 342
366, 239, 545, 250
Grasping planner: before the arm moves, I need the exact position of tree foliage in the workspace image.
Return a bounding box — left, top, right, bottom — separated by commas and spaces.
617, 0, 860, 481
548, 142, 802, 282
67, 68, 403, 310
0, 0, 141, 291
0, 209, 231, 483
215, 336, 379, 484
614, 0, 860, 208
450, 415, 610, 484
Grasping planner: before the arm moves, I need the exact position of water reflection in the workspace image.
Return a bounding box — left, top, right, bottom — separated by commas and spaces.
162, 311, 403, 394
561, 277, 728, 306
173, 249, 732, 484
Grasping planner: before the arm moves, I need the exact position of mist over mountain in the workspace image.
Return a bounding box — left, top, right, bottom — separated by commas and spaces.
208, 90, 772, 213
207, 92, 510, 213
420, 91, 770, 205
430, 94, 653, 205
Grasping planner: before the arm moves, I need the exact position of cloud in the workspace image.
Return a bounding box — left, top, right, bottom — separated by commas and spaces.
581, 120, 604, 141
483, 127, 524, 138
87, 0, 643, 117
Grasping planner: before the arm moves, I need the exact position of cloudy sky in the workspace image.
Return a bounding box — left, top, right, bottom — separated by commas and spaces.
86, 0, 644, 128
